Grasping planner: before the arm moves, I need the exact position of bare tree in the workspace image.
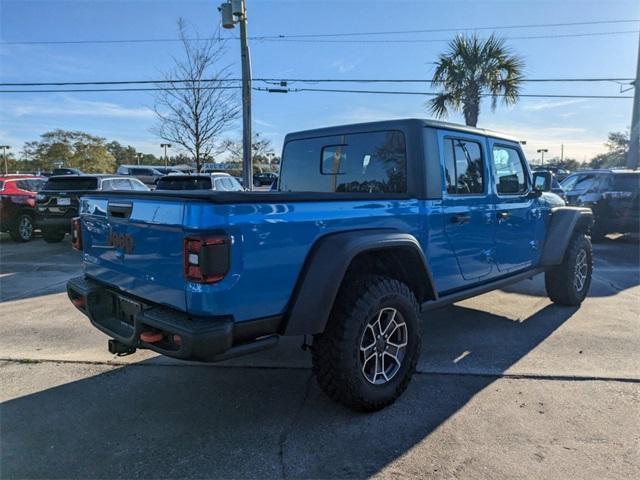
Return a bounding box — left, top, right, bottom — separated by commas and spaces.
153, 19, 239, 171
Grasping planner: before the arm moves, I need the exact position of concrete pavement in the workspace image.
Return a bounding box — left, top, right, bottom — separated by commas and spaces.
0, 234, 638, 478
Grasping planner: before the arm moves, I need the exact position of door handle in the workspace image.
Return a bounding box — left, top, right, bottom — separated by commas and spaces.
450, 213, 471, 224
497, 211, 510, 221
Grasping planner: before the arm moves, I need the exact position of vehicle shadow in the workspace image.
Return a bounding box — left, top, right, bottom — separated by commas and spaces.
502, 235, 639, 298
0, 236, 80, 302
0, 303, 578, 479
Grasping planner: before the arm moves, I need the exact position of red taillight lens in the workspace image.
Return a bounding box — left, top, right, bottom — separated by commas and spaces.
183, 235, 229, 283
71, 217, 82, 250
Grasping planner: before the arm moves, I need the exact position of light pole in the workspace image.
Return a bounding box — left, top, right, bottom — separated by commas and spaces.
220, 0, 252, 190
160, 143, 172, 167
628, 32, 639, 169
0, 145, 10, 175
537, 149, 548, 167
136, 153, 143, 166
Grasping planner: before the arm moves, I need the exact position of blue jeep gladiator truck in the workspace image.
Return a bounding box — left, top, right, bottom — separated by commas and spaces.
67, 119, 593, 411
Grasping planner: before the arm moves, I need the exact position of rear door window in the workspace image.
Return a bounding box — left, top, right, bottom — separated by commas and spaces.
612, 174, 639, 192
443, 138, 485, 195
279, 130, 407, 193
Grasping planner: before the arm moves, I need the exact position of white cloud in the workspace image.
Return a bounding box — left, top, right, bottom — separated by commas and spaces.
8, 97, 154, 119
331, 59, 359, 73
522, 99, 586, 112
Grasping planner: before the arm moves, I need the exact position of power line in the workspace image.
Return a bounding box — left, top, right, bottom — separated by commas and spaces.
0, 77, 633, 87
0, 85, 632, 99
1, 19, 638, 46
257, 30, 640, 44
256, 87, 634, 99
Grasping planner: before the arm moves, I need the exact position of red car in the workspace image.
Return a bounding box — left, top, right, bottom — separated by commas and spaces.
0, 175, 46, 241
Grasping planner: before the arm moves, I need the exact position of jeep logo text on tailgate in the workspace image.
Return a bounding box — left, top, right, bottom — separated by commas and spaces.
108, 231, 134, 254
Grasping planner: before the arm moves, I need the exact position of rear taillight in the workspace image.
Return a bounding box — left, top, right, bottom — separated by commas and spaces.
71, 217, 82, 250
183, 235, 230, 283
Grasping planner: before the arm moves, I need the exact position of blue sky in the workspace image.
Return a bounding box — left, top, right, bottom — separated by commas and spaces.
0, 0, 638, 163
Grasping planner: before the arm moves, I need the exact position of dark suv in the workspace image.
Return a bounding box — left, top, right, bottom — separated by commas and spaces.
253, 172, 278, 187
0, 176, 46, 241
36, 175, 148, 242
561, 169, 639, 240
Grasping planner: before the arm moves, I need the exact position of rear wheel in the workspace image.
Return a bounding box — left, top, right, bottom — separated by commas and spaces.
43, 228, 66, 243
545, 232, 592, 306
9, 214, 34, 242
312, 275, 421, 411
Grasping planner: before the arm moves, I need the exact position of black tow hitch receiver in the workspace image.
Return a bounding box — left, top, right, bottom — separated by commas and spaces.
108, 339, 136, 356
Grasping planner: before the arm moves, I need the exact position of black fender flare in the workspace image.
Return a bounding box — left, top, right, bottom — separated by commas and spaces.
540, 206, 593, 266
283, 229, 436, 336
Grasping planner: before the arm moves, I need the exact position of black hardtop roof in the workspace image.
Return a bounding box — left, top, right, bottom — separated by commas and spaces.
284, 118, 521, 143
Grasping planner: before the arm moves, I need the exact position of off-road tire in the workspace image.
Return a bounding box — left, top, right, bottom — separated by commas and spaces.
43, 228, 66, 243
9, 214, 34, 242
545, 232, 593, 306
312, 275, 421, 412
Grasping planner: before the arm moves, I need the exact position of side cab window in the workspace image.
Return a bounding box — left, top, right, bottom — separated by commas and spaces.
491, 145, 529, 195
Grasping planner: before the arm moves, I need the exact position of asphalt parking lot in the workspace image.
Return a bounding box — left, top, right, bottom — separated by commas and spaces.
1, 234, 638, 479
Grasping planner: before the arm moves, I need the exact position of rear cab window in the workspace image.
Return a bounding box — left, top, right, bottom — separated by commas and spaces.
43, 177, 99, 191
279, 130, 407, 193
612, 174, 639, 192
156, 176, 212, 190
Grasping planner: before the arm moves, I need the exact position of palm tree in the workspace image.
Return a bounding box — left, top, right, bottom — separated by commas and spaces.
428, 34, 524, 127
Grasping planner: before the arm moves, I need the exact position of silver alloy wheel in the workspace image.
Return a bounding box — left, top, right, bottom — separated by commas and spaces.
574, 248, 588, 292
359, 307, 408, 385
18, 216, 33, 240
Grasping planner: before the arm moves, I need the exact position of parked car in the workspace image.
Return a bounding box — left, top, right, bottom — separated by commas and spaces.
544, 166, 571, 181
253, 172, 278, 187
0, 175, 46, 241
155, 173, 243, 192
561, 169, 639, 241
36, 175, 148, 242
68, 119, 590, 411
116, 165, 165, 186
51, 167, 83, 176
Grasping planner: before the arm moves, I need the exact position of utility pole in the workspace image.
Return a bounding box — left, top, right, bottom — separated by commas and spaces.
160, 143, 171, 167
220, 0, 252, 189
560, 144, 564, 163
628, 32, 640, 169
0, 145, 10, 175
537, 148, 548, 167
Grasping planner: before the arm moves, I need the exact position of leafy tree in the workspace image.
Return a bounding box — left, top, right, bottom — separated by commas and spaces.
153, 19, 239, 171
429, 34, 524, 127
106, 141, 158, 166
219, 133, 278, 172
588, 131, 630, 169
22, 130, 116, 173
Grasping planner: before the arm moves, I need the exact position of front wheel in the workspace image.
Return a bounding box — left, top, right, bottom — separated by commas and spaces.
545, 232, 593, 306
9, 214, 34, 242
312, 275, 421, 412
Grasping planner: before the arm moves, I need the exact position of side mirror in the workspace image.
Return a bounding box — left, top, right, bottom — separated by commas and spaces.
532, 171, 552, 193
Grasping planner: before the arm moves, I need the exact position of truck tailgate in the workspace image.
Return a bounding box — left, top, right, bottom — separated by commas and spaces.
81, 196, 188, 311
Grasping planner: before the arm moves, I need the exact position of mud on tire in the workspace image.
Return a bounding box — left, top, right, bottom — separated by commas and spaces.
311, 275, 422, 412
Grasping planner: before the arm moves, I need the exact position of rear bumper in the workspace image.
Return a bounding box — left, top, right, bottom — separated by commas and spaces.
67, 276, 280, 362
